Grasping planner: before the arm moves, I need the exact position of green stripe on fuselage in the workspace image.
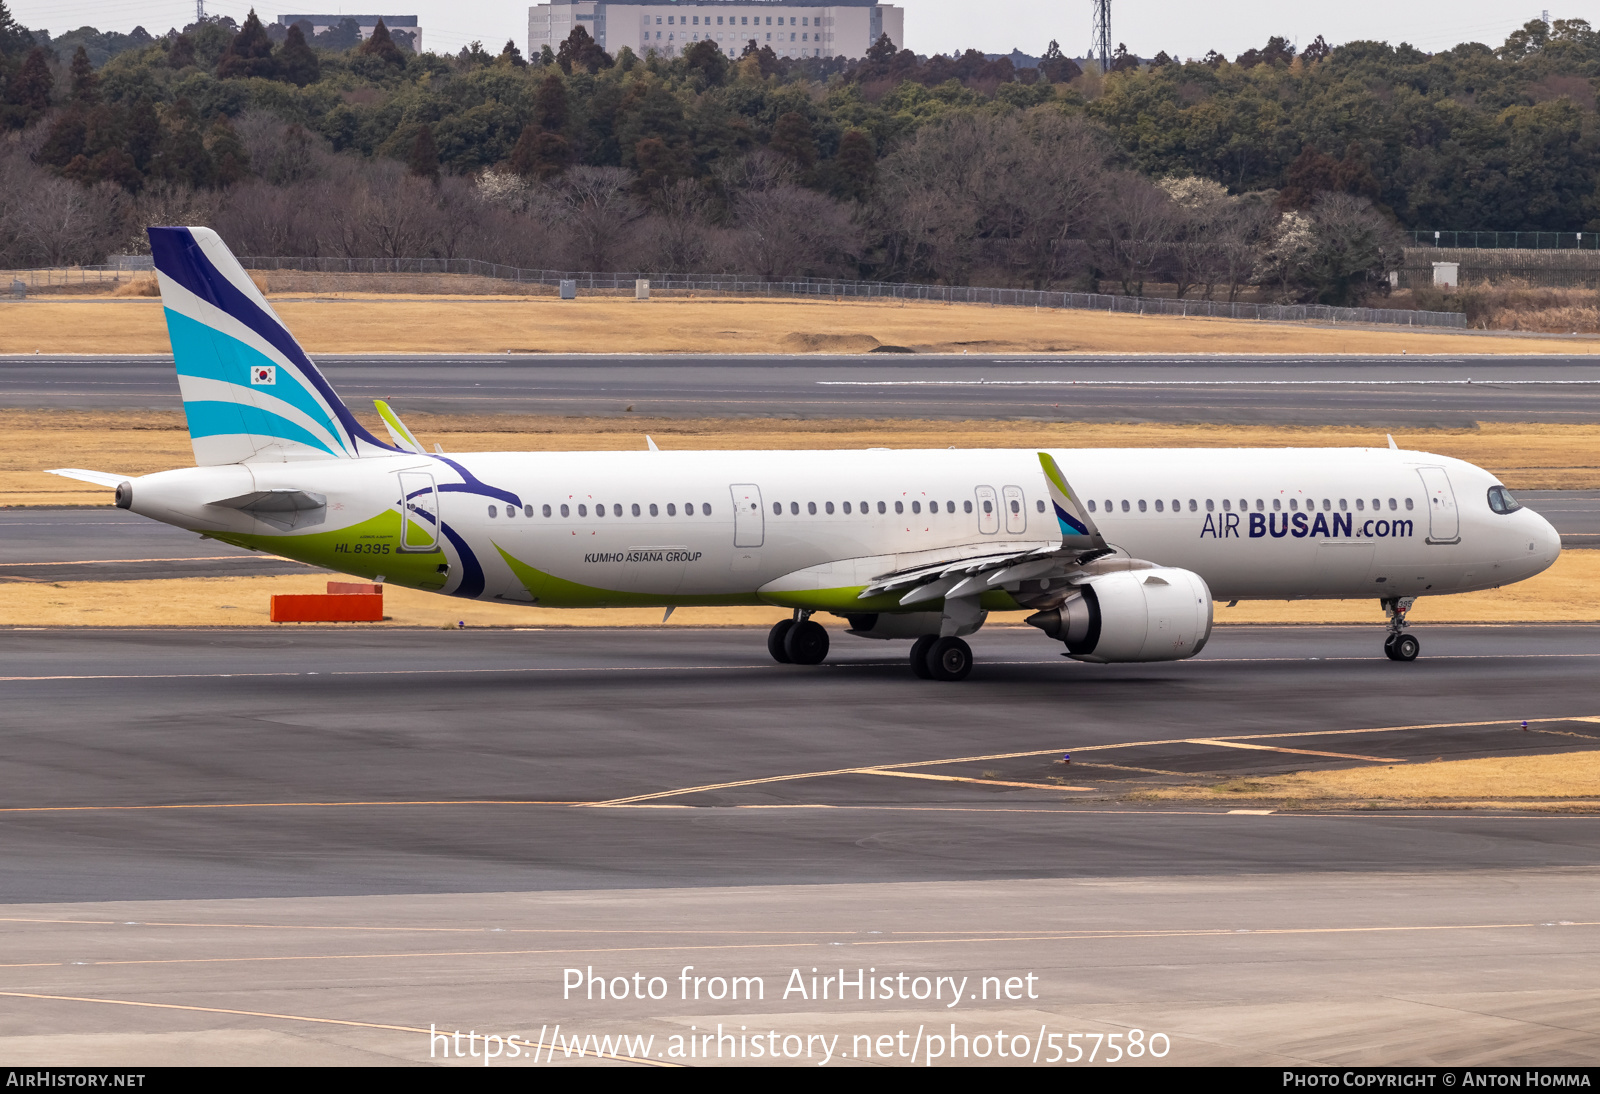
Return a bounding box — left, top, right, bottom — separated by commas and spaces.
208, 510, 447, 591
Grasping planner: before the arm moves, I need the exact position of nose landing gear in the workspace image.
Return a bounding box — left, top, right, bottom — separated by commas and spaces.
1381, 597, 1419, 661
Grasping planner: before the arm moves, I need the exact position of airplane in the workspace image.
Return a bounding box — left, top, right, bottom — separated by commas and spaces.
48, 227, 1563, 680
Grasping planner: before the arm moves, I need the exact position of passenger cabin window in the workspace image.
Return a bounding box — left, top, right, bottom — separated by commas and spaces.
911, 501, 921, 514
1487, 485, 1522, 514
1356, 499, 1365, 510
524, 504, 534, 517
791, 502, 799, 515
1088, 500, 1097, 512
772, 502, 781, 515
981, 500, 991, 514
578, 504, 588, 517
1222, 499, 1231, 512
843, 501, 852, 514
543, 504, 552, 517
963, 500, 972, 514
827, 501, 836, 514
649, 503, 659, 516
1189, 499, 1198, 512
1154, 500, 1164, 512
667, 503, 676, 516
560, 504, 570, 517
631, 503, 641, 517
1171, 499, 1180, 512
1120, 500, 1130, 513
1405, 498, 1414, 510
879, 501, 887, 514
1339, 499, 1348, 511
1138, 500, 1147, 512
488, 505, 497, 518
1205, 499, 1214, 512
1008, 499, 1018, 514
1272, 499, 1282, 512
1388, 498, 1397, 510
1288, 499, 1297, 512
807, 502, 817, 515
895, 501, 905, 514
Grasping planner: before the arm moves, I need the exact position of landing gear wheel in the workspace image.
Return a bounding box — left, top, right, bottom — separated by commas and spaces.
1388, 633, 1420, 662
927, 636, 973, 681
909, 634, 937, 679
767, 619, 795, 663
783, 619, 829, 665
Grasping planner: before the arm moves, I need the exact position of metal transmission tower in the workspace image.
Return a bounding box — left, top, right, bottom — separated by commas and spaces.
1090, 0, 1112, 73
195, 0, 206, 22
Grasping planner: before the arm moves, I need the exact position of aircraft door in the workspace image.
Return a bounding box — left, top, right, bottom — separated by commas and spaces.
1002, 485, 1027, 534
730, 483, 764, 547
975, 485, 999, 534
1416, 467, 1460, 544
396, 471, 440, 552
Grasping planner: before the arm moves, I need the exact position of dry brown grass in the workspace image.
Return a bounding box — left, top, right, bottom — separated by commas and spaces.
4, 293, 1599, 356
8, 410, 1600, 507
1411, 280, 1600, 333
3, 550, 1595, 627
1134, 748, 1600, 811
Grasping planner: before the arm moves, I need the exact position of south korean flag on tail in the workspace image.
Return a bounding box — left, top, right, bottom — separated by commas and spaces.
249, 365, 276, 385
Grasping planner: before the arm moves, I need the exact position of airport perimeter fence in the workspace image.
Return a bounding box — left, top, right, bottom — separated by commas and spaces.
233, 255, 1469, 329
4, 253, 1468, 327
1407, 230, 1600, 250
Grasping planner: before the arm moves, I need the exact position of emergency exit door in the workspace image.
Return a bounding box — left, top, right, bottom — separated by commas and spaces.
1416, 466, 1460, 544
730, 483, 764, 547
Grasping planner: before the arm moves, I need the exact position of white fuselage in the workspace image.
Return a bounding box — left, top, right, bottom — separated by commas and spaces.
134, 445, 1562, 609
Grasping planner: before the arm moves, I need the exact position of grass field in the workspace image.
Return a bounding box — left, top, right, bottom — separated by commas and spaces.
4, 293, 1599, 356
1130, 748, 1600, 811
3, 549, 1595, 627
9, 411, 1600, 506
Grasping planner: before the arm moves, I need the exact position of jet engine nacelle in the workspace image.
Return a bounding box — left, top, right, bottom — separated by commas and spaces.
1025, 567, 1213, 663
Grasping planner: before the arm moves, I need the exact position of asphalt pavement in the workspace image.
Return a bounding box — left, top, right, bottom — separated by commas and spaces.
8, 353, 1600, 424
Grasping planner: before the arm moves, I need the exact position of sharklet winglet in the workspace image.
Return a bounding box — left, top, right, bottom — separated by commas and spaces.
1038, 451, 1108, 553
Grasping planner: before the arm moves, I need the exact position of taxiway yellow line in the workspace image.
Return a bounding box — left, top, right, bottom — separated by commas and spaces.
1186, 739, 1405, 763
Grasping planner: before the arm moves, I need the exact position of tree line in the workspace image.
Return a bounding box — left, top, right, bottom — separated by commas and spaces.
3, 3, 1596, 304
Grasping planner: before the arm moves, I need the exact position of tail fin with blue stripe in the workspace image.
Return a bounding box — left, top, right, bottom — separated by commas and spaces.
149, 226, 399, 465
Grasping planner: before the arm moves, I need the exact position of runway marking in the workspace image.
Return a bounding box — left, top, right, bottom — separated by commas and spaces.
1187, 740, 1405, 763
855, 769, 1095, 792
0, 991, 668, 1067
587, 715, 1599, 806
2, 921, 1595, 971
0, 716, 1588, 816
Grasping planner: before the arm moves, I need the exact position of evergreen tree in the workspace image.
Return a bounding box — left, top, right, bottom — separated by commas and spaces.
5, 46, 52, 127
1038, 40, 1082, 83
408, 123, 439, 180
769, 111, 817, 170
498, 39, 527, 67
510, 126, 569, 180
277, 23, 319, 85
532, 71, 567, 132
0, 0, 34, 58
153, 98, 214, 188
208, 115, 250, 185
68, 45, 97, 102
167, 33, 196, 69
539, 44, 555, 66
866, 33, 897, 63
358, 18, 406, 67
218, 10, 278, 79
830, 128, 876, 202
125, 97, 160, 173
555, 25, 610, 74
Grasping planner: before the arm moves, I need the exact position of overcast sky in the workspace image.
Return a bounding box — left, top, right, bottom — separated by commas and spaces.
9, 0, 1569, 62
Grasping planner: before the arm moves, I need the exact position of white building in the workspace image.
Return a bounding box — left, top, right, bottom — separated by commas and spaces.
529, 0, 903, 62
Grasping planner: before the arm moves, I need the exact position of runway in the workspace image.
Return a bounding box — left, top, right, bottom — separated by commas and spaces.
1, 625, 1598, 1065
4, 624, 1598, 904
9, 353, 1600, 424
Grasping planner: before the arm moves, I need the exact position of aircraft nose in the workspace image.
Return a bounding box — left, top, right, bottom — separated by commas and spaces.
1531, 511, 1562, 570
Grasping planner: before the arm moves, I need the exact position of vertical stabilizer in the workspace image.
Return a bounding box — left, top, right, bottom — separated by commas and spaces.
148, 226, 398, 465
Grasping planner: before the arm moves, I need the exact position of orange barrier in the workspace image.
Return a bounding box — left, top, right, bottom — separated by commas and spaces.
270, 593, 384, 623
327, 581, 383, 595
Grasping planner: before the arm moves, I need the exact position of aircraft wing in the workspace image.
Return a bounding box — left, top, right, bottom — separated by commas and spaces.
859, 452, 1115, 606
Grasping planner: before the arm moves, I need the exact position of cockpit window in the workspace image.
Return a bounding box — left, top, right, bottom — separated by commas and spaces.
1487, 485, 1522, 514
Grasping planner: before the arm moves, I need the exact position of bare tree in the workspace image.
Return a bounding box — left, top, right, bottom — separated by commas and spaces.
548, 166, 642, 271
1094, 172, 1179, 296
641, 178, 717, 272
726, 182, 859, 279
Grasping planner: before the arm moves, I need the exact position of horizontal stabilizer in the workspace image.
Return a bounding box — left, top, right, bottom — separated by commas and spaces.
45, 468, 130, 487
211, 489, 327, 512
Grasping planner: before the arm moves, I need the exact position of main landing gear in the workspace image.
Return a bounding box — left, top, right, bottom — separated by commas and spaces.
909, 634, 972, 681
767, 612, 829, 665
1381, 596, 1420, 661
